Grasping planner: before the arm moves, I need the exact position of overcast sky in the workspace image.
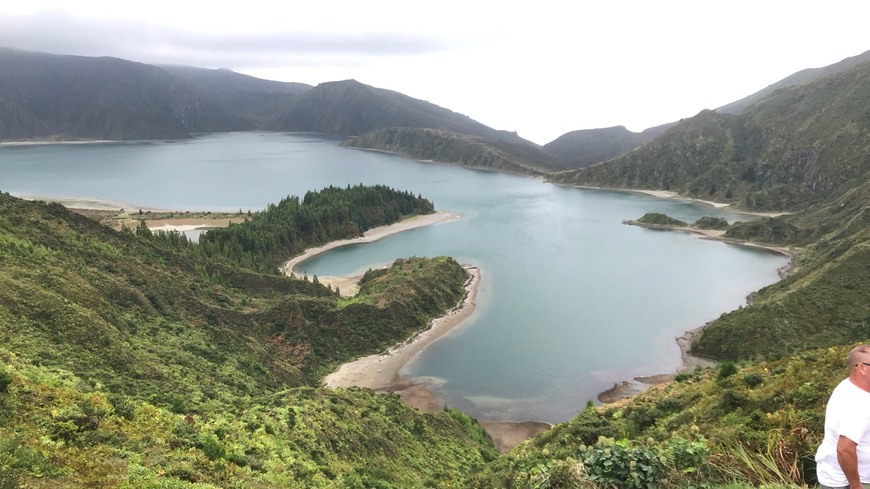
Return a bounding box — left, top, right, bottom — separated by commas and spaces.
1, 1, 868, 144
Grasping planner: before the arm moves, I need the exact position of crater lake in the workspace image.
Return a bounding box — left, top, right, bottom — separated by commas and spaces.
0, 132, 789, 423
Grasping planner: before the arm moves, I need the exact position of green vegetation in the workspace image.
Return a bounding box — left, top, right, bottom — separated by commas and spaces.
343, 127, 564, 174
694, 216, 730, 230
2, 52, 870, 488
0, 190, 496, 487
542, 125, 653, 169
552, 61, 870, 213
197, 184, 434, 274
471, 344, 852, 487
634, 212, 688, 227
470, 58, 870, 488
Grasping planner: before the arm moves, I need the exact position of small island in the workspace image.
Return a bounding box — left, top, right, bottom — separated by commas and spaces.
623, 212, 729, 237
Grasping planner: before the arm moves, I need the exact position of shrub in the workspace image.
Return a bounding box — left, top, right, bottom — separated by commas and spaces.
198, 435, 225, 461
582, 438, 667, 489
666, 436, 709, 472
0, 367, 11, 393
693, 216, 730, 230
717, 361, 739, 380
743, 372, 764, 388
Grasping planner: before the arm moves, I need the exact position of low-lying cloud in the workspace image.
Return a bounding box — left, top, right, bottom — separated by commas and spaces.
0, 9, 454, 70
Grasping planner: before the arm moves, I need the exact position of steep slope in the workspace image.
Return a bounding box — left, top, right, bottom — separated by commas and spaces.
343, 127, 565, 174
0, 48, 249, 141
159, 65, 312, 127
474, 344, 853, 487
0, 191, 496, 486
542, 125, 654, 168
551, 59, 870, 212
717, 48, 870, 114
690, 180, 870, 361
265, 79, 529, 144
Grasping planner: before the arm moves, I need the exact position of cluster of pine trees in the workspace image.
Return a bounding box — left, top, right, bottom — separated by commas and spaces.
141, 184, 434, 274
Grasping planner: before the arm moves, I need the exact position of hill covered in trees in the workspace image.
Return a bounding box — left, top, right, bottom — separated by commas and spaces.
2, 46, 870, 488
196, 184, 435, 274
342, 127, 566, 174
0, 48, 251, 141
0, 188, 499, 487
541, 126, 654, 169
550, 59, 870, 213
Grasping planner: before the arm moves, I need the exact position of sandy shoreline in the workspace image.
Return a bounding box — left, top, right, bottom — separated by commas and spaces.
281, 211, 460, 296
597, 327, 717, 403
319, 263, 552, 451
60, 192, 780, 447
290, 212, 552, 450
323, 265, 480, 390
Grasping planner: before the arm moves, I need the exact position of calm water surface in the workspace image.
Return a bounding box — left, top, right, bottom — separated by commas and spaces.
0, 132, 788, 423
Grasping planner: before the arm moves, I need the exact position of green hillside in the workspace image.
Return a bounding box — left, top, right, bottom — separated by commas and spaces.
542, 126, 653, 169
265, 79, 528, 144
717, 49, 870, 114
0, 48, 249, 141
472, 344, 856, 488
158, 65, 311, 128
342, 127, 565, 174
466, 55, 870, 489
690, 181, 870, 361
551, 60, 870, 213
0, 190, 497, 487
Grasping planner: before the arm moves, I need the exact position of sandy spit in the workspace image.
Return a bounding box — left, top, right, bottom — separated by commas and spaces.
282, 211, 460, 296
323, 265, 480, 390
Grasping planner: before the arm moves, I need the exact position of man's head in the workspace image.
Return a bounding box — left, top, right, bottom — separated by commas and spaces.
848, 345, 870, 390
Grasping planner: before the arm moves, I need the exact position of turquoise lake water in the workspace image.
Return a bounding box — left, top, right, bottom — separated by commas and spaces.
0, 132, 789, 423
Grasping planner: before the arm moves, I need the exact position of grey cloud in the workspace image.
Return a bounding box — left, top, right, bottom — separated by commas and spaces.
0, 9, 454, 69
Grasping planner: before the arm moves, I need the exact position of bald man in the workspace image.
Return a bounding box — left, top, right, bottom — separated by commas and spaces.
816, 345, 870, 489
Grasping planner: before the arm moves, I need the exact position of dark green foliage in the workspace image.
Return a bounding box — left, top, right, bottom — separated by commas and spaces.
0, 367, 10, 393
724, 217, 801, 244
0, 192, 495, 487
743, 372, 764, 388
199, 184, 435, 273
634, 212, 688, 227
717, 361, 739, 380
553, 61, 870, 213
542, 125, 654, 169
582, 438, 667, 489
343, 127, 562, 174
693, 216, 730, 230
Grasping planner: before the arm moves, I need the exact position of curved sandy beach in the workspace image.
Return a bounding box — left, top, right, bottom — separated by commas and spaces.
323, 265, 480, 390
282, 211, 460, 296
283, 212, 552, 450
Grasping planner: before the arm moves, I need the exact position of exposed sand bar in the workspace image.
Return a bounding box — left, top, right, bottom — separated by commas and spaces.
296, 213, 552, 451
323, 265, 480, 390
281, 211, 460, 296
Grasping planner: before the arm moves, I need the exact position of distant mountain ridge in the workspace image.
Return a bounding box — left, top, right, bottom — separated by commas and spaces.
158, 65, 311, 128
0, 48, 250, 140
0, 48, 535, 152
542, 125, 654, 168
265, 79, 527, 144
551, 58, 870, 212
717, 49, 870, 114
343, 127, 565, 174
542, 50, 870, 169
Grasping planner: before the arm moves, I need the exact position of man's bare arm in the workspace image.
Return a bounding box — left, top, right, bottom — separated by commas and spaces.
837, 435, 863, 489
